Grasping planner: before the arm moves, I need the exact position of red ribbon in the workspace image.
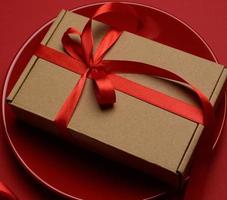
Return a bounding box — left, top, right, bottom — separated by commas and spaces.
35, 3, 212, 129
0, 182, 17, 200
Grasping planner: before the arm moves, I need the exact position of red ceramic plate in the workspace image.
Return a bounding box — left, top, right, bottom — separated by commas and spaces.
2, 2, 226, 200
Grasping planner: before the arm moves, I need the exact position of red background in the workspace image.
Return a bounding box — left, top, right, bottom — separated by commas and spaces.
0, 0, 227, 199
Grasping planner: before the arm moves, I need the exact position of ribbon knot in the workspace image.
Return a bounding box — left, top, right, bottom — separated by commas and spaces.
89, 67, 106, 79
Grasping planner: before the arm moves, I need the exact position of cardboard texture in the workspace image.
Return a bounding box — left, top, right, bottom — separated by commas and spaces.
7, 10, 227, 187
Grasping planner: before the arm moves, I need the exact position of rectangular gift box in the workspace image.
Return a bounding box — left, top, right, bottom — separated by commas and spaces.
7, 10, 227, 187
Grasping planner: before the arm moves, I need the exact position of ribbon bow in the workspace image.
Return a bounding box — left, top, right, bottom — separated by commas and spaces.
35, 3, 212, 129
54, 21, 122, 128
61, 21, 122, 106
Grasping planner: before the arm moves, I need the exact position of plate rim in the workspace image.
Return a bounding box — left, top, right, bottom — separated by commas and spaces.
1, 2, 223, 199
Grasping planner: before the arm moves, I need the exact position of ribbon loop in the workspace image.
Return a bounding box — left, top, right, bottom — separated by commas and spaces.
62, 28, 84, 62
93, 74, 116, 106
89, 65, 116, 106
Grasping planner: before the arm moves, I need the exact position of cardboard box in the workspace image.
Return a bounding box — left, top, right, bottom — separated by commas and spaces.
7, 10, 227, 187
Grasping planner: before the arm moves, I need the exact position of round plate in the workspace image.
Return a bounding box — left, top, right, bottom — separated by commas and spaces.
2, 2, 226, 200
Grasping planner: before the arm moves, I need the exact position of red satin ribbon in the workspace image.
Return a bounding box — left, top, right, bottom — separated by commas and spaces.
35, 3, 212, 129
0, 182, 17, 200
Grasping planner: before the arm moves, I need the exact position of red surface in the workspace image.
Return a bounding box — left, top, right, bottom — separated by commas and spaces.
0, 1, 227, 200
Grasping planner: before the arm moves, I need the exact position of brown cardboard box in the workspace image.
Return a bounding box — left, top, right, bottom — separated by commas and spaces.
7, 10, 227, 187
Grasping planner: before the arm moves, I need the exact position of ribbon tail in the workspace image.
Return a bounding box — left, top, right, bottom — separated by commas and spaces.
104, 60, 213, 125
94, 75, 116, 106
93, 29, 122, 64
54, 70, 89, 129
0, 182, 17, 200
108, 74, 204, 124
